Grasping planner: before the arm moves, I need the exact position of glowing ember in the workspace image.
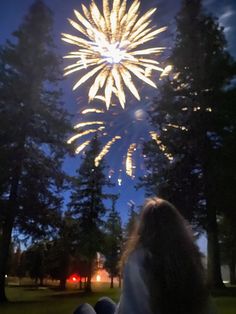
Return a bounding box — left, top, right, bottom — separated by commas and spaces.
95, 136, 121, 166
126, 143, 137, 177
150, 131, 173, 161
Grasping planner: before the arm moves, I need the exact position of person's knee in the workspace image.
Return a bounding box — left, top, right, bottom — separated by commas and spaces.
94, 297, 116, 314
73, 303, 96, 314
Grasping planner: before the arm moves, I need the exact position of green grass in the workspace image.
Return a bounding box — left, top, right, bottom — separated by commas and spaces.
0, 284, 235, 314
0, 283, 120, 314
215, 297, 236, 314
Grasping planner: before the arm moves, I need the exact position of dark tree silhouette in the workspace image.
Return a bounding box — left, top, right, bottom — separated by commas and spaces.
141, 0, 236, 289
104, 195, 123, 288
69, 136, 112, 292
0, 0, 71, 302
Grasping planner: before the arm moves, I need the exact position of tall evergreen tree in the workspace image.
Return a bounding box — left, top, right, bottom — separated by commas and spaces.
69, 136, 112, 292
141, 0, 236, 288
0, 0, 71, 302
125, 201, 138, 240
103, 195, 123, 288
45, 211, 78, 290
25, 242, 46, 286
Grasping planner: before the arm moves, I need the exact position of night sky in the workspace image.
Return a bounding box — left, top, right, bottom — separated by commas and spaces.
1, 0, 236, 230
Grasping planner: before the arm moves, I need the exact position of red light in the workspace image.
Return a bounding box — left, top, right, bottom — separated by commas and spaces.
67, 273, 80, 283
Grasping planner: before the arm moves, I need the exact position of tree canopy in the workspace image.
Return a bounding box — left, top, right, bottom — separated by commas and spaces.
141, 0, 236, 288
0, 0, 71, 302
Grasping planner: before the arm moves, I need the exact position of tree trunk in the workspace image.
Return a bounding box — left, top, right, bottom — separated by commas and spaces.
207, 206, 224, 289
85, 261, 93, 292
0, 142, 24, 303
0, 221, 14, 302
40, 277, 44, 286
110, 275, 114, 289
79, 278, 83, 290
35, 277, 38, 287
229, 254, 236, 285
118, 275, 122, 288
85, 273, 92, 292
59, 276, 67, 290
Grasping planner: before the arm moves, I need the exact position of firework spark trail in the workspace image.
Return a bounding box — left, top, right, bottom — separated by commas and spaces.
166, 123, 188, 131
149, 131, 173, 161
81, 108, 105, 114
95, 136, 122, 167
67, 127, 104, 144
75, 140, 91, 154
70, 111, 141, 178
62, 0, 168, 109
68, 103, 153, 179
160, 65, 173, 78
68, 108, 177, 180
74, 121, 104, 129
126, 143, 137, 177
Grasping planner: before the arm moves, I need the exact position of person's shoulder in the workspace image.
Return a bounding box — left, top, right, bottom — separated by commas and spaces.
128, 246, 147, 260
127, 246, 150, 268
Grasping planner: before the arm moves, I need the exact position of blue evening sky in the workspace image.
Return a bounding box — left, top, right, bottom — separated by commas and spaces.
0, 0, 235, 230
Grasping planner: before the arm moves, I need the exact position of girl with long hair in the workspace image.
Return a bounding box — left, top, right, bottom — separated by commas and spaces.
74, 197, 216, 314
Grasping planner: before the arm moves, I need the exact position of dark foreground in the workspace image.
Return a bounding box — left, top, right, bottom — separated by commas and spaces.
0, 284, 235, 314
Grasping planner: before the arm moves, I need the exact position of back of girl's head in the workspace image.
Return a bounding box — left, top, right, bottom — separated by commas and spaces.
139, 198, 191, 247
123, 197, 209, 314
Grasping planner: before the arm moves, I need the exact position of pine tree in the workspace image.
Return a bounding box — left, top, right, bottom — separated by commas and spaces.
25, 242, 46, 286
104, 195, 123, 288
125, 201, 138, 240
142, 0, 236, 288
45, 212, 78, 290
69, 136, 112, 292
0, 0, 71, 302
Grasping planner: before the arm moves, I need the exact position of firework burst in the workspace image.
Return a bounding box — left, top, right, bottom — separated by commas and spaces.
67, 98, 175, 182
62, 0, 169, 109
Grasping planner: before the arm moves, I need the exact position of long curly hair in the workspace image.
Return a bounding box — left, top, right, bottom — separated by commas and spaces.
121, 197, 209, 314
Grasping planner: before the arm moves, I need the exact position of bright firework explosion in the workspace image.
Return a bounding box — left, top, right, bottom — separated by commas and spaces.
67, 97, 176, 184
62, 0, 171, 109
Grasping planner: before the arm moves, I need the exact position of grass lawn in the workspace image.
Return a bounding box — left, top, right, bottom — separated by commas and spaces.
0, 283, 120, 314
215, 297, 236, 314
0, 284, 235, 314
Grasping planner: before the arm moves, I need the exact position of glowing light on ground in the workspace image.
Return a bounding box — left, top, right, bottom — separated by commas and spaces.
62, 0, 169, 109
67, 274, 80, 283
96, 275, 101, 282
